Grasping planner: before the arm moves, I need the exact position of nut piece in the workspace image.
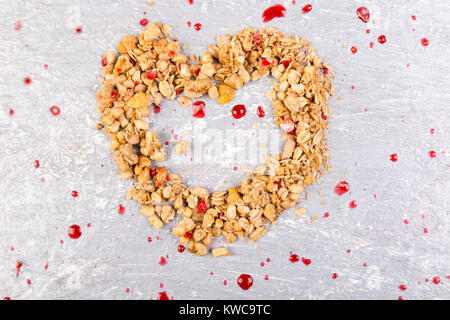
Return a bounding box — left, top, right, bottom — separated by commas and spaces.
175, 140, 190, 154
212, 247, 230, 258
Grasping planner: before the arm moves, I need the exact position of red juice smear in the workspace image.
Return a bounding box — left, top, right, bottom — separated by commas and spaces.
16, 262, 23, 277
302, 257, 311, 266
194, 23, 202, 31
378, 35, 387, 44
49, 106, 61, 116
157, 292, 169, 300
390, 154, 398, 162
301, 4, 312, 14
289, 254, 300, 263
421, 38, 429, 46
262, 4, 286, 23
118, 204, 125, 215
237, 274, 253, 290
334, 181, 349, 196
192, 100, 205, 118
68, 225, 82, 239
231, 104, 246, 119
356, 7, 370, 23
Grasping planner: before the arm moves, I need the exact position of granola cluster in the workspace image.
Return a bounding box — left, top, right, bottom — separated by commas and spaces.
95, 22, 334, 257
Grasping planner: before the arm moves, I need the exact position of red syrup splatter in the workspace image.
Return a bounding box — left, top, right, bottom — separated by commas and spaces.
356, 7, 370, 23
9, 108, 14, 116
351, 46, 357, 54
71, 190, 79, 198
302, 257, 311, 266
390, 154, 398, 162
421, 38, 429, 47
232, 104, 246, 119
301, 4, 312, 14
257, 106, 265, 118
157, 291, 169, 300
75, 26, 82, 34
68, 225, 82, 239
237, 274, 253, 290
24, 77, 32, 85
159, 257, 167, 266
432, 277, 441, 284
49, 106, 60, 116
140, 18, 148, 26
334, 181, 349, 196
289, 254, 300, 263
332, 273, 338, 279
378, 35, 387, 44
14, 22, 22, 31
349, 200, 357, 209
194, 23, 202, 31
192, 100, 205, 118
16, 262, 23, 277
118, 204, 125, 215
428, 150, 436, 158
262, 4, 286, 23
178, 245, 185, 253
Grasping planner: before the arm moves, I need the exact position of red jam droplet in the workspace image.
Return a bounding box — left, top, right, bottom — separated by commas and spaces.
71, 190, 79, 198
237, 274, 254, 290
34, 160, 40, 168
118, 204, 125, 215
378, 35, 387, 44
154, 105, 161, 113
262, 4, 286, 23
159, 257, 167, 266
289, 254, 300, 263
432, 277, 441, 285
334, 181, 350, 196
14, 22, 22, 31
428, 150, 436, 158
301, 4, 312, 14
257, 106, 265, 118
390, 154, 398, 162
75, 26, 82, 34
178, 245, 185, 253
24, 77, 32, 85
157, 291, 169, 300
356, 7, 370, 23
301, 257, 311, 266
232, 104, 246, 119
421, 38, 429, 47
351, 46, 357, 54
192, 100, 206, 118
332, 273, 338, 279
349, 200, 358, 209
399, 285, 407, 291
140, 18, 148, 26
49, 106, 61, 116
194, 23, 202, 31
68, 225, 82, 239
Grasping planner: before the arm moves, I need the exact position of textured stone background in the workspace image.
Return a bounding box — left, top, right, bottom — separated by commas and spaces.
0, 0, 449, 300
